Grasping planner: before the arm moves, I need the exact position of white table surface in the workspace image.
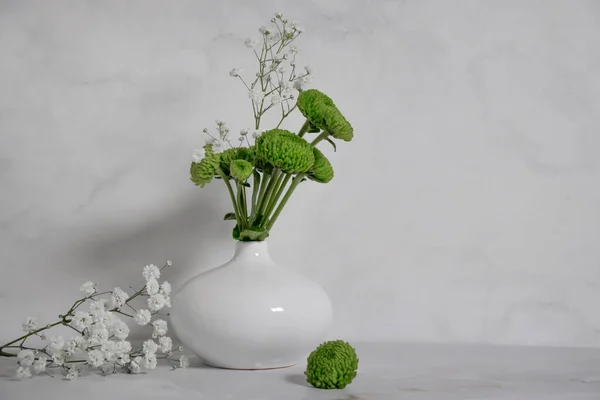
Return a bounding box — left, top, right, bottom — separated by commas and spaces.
1, 343, 599, 400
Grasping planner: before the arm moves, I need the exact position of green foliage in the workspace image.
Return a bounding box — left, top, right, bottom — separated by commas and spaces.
307, 147, 334, 183
190, 144, 220, 188
230, 159, 253, 181
232, 225, 269, 241
305, 340, 358, 389
223, 212, 236, 220
297, 89, 354, 142
255, 129, 315, 173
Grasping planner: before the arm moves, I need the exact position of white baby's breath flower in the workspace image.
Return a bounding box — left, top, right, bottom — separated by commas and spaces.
72, 311, 93, 330
79, 281, 96, 295
16, 366, 32, 379
244, 38, 257, 48
290, 45, 299, 54
259, 26, 270, 35
66, 366, 79, 380
17, 350, 35, 367
87, 349, 105, 368
249, 88, 265, 104
252, 130, 262, 139
179, 355, 189, 368
166, 260, 173, 267
86, 325, 109, 346
129, 356, 143, 374
111, 319, 130, 340
293, 79, 304, 90
114, 340, 132, 356
164, 296, 172, 308
229, 68, 242, 77
160, 281, 172, 296
143, 353, 157, 370
239, 129, 248, 136
290, 22, 303, 33
278, 66, 287, 75
32, 356, 47, 374
48, 336, 65, 353
89, 299, 107, 319
270, 93, 282, 105
158, 336, 173, 353
143, 339, 158, 356
146, 278, 160, 296
22, 317, 38, 333
118, 353, 130, 365
152, 319, 168, 337
192, 148, 206, 163
51, 351, 66, 366
66, 337, 85, 354
147, 294, 166, 312
134, 309, 152, 326
100, 341, 116, 362
304, 65, 313, 74
110, 287, 129, 309
142, 264, 160, 281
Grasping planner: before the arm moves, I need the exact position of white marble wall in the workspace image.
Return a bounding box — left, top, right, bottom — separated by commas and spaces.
1, 0, 599, 347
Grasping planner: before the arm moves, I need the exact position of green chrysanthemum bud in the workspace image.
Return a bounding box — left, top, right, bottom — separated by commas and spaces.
190, 145, 220, 187
305, 340, 358, 389
307, 147, 334, 183
230, 159, 253, 181
297, 89, 354, 142
219, 147, 255, 176
255, 129, 315, 173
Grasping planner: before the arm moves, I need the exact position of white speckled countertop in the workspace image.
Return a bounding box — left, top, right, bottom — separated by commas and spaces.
2, 343, 599, 399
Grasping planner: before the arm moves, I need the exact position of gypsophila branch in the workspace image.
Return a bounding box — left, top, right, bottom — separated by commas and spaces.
2, 260, 190, 380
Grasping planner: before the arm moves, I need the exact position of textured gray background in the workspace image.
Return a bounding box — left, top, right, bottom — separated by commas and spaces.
1, 0, 599, 347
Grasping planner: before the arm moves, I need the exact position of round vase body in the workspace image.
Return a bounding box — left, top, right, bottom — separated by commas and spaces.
170, 241, 333, 369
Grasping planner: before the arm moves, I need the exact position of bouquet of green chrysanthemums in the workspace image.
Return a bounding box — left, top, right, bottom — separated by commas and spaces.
190, 13, 353, 241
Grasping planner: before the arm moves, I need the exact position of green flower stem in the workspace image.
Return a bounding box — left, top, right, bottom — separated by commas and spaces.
254, 170, 271, 220
257, 168, 281, 224
310, 131, 329, 146
266, 173, 304, 231
237, 182, 248, 226
216, 168, 243, 229
297, 119, 310, 138
249, 170, 261, 224
263, 174, 291, 226
263, 172, 287, 222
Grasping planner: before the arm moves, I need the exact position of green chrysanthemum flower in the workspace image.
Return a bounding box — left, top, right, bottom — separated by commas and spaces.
190, 144, 220, 188
305, 340, 358, 389
297, 89, 336, 128
297, 89, 354, 142
307, 147, 334, 183
255, 129, 315, 173
322, 106, 354, 142
230, 159, 253, 181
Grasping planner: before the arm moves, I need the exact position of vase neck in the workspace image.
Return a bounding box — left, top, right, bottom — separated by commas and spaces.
232, 241, 273, 263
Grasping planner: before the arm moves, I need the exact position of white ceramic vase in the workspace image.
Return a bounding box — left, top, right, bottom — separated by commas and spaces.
170, 241, 333, 369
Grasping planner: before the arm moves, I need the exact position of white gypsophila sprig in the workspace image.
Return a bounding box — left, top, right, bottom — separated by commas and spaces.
230, 12, 308, 131
21, 317, 38, 333
79, 281, 96, 295
2, 259, 187, 380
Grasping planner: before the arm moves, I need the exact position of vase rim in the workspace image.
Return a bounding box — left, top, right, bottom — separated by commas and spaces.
232, 240, 271, 262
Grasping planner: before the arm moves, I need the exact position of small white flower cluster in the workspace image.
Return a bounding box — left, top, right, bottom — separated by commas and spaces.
9, 261, 188, 380
236, 13, 311, 106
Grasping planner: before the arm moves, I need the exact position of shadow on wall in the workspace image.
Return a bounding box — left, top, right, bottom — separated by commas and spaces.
70, 192, 234, 340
